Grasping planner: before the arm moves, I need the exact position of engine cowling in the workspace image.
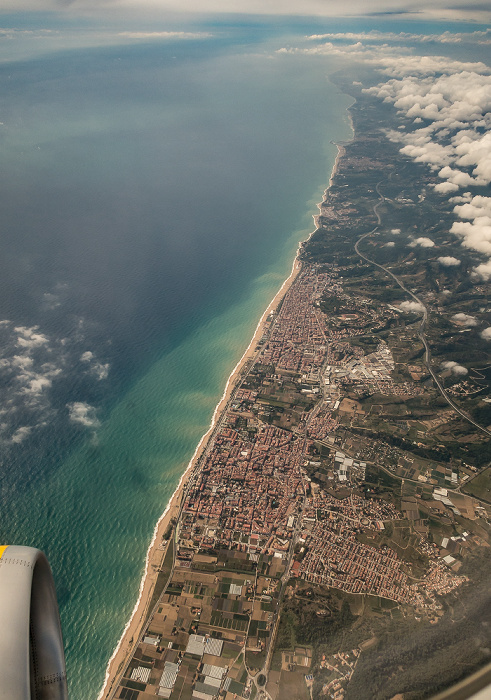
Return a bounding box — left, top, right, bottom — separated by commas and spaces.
0, 545, 68, 700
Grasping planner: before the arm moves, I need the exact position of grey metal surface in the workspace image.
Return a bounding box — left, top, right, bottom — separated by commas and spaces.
0, 545, 67, 699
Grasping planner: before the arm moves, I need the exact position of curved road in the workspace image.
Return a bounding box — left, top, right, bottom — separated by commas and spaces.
354, 182, 491, 439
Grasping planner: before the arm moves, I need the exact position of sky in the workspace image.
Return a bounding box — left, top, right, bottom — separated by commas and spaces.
0, 0, 490, 22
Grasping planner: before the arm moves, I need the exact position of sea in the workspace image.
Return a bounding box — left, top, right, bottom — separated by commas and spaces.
0, 18, 353, 698
0, 13, 485, 699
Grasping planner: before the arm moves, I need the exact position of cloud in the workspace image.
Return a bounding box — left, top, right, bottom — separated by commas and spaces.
409, 237, 435, 248
384, 241, 395, 247
473, 260, 491, 281
11, 426, 32, 444
451, 313, 478, 326
372, 55, 490, 78
0, 321, 65, 446
9, 353, 62, 399
11, 355, 34, 370
0, 318, 110, 446
449, 192, 474, 204
437, 256, 461, 266
117, 31, 211, 40
93, 362, 110, 380
434, 181, 460, 194
81, 350, 110, 380
22, 375, 53, 395
438, 165, 484, 188
359, 55, 491, 283
440, 360, 468, 375
480, 327, 491, 340
366, 70, 491, 187
306, 30, 491, 45
390, 228, 401, 234
67, 402, 100, 428
41, 292, 61, 311
399, 300, 425, 313
14, 326, 49, 350
3, 0, 490, 20
448, 196, 491, 278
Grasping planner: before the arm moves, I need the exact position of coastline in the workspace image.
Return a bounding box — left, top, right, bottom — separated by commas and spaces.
98, 256, 302, 700
98, 144, 345, 700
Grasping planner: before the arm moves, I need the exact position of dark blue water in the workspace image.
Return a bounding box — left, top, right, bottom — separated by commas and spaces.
0, 27, 352, 698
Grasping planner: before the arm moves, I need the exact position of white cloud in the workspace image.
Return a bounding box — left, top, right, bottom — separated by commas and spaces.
42, 292, 61, 311
399, 138, 453, 169
2, 0, 489, 21
67, 402, 100, 428
448, 196, 491, 277
81, 350, 110, 380
481, 327, 491, 340
434, 181, 459, 194
9, 352, 62, 398
473, 260, 491, 281
11, 426, 32, 444
93, 362, 110, 380
438, 165, 484, 188
449, 192, 473, 204
22, 375, 53, 395
399, 300, 425, 313
366, 70, 491, 188
437, 256, 460, 266
440, 360, 468, 375
117, 31, 211, 40
409, 237, 435, 248
306, 30, 491, 46
360, 56, 491, 282
0, 320, 110, 445
384, 241, 395, 247
14, 326, 49, 350
391, 228, 401, 234
11, 355, 34, 370
451, 313, 477, 326
375, 56, 490, 78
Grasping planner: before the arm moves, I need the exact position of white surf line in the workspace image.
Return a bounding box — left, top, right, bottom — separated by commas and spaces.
99, 123, 349, 700
97, 264, 299, 700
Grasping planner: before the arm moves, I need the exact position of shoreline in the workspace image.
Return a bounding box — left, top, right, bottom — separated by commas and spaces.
97, 255, 302, 700
98, 142, 345, 700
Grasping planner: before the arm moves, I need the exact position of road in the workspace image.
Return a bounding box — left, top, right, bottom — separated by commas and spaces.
354, 181, 491, 439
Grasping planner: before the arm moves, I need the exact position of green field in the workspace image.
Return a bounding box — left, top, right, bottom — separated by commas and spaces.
463, 467, 491, 503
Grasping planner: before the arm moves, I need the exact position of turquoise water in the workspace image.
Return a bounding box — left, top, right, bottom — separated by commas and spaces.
2, 12, 488, 698
32, 189, 353, 699
0, 26, 353, 697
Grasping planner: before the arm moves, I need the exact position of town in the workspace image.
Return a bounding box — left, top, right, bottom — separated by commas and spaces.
110, 74, 491, 700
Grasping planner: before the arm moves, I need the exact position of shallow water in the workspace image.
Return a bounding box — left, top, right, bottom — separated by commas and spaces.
0, 29, 353, 698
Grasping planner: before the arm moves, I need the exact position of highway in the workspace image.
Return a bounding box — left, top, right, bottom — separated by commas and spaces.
354, 181, 491, 439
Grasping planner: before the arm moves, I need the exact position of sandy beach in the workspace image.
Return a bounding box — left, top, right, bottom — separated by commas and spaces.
98, 256, 302, 700
99, 142, 345, 700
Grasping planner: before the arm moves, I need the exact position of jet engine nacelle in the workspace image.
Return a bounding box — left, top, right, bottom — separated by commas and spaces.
0, 545, 68, 699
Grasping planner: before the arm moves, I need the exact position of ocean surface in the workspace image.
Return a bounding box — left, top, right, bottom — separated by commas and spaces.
0, 22, 353, 698
2, 12, 489, 697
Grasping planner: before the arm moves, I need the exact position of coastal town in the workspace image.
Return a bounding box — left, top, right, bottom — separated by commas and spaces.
106, 256, 488, 700
103, 71, 491, 700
